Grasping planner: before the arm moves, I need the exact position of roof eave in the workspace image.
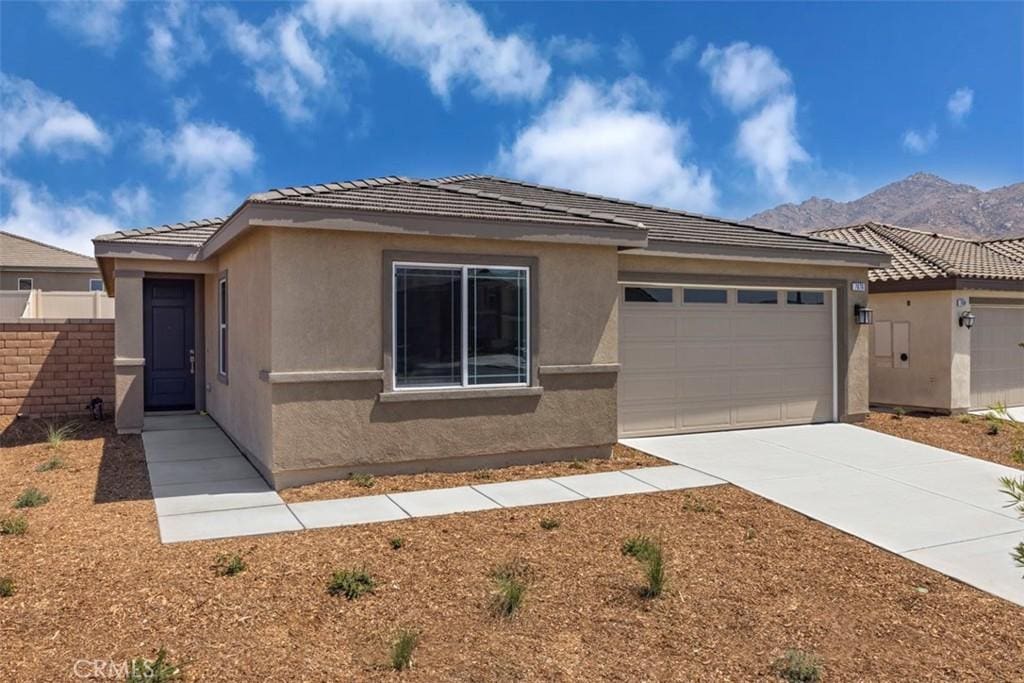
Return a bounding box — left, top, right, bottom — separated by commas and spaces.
623, 239, 892, 269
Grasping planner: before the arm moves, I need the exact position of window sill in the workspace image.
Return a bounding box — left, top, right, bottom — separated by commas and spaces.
378, 386, 543, 403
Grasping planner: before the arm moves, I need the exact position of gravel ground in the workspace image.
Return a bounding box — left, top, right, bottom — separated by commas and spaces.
2, 416, 1022, 682
861, 411, 1024, 470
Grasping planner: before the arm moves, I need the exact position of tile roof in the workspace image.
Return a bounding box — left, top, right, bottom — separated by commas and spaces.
812, 223, 1024, 282
0, 231, 98, 269
95, 175, 880, 258
93, 217, 224, 247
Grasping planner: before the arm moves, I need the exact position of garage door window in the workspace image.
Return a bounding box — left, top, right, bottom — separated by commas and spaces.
683, 288, 727, 304
737, 290, 778, 304
625, 287, 672, 303
787, 291, 824, 305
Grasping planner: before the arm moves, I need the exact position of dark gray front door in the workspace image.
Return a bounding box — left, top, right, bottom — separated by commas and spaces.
144, 279, 196, 411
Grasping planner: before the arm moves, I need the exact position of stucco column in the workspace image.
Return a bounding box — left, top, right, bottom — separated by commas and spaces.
950, 294, 972, 412
846, 286, 871, 420
113, 269, 145, 433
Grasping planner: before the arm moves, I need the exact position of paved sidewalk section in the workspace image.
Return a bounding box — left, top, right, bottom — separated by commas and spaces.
623, 423, 1024, 607
142, 415, 726, 545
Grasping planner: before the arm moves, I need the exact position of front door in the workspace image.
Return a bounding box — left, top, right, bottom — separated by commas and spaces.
144, 278, 196, 411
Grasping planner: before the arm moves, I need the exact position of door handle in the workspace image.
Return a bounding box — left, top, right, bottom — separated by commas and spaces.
189, 349, 196, 375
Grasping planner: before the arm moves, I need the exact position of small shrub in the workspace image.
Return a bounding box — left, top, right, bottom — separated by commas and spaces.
621, 534, 657, 561
490, 559, 530, 618
682, 493, 717, 513
0, 576, 15, 598
957, 413, 974, 424
567, 459, 585, 470
389, 628, 419, 671
1012, 445, 1024, 466
892, 407, 906, 420
744, 527, 757, 541
35, 456, 65, 472
213, 553, 246, 576
350, 473, 375, 488
389, 537, 404, 550
472, 470, 492, 480
0, 515, 29, 536
328, 568, 375, 599
43, 421, 79, 449
986, 421, 1000, 436
13, 487, 49, 509
539, 518, 560, 530
640, 542, 665, 598
774, 649, 822, 683
126, 648, 183, 683
1013, 542, 1024, 571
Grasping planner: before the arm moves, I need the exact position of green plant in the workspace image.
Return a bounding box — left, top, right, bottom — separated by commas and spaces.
640, 542, 665, 598
42, 420, 79, 449
35, 456, 65, 472
490, 559, 530, 618
682, 493, 718, 513
774, 649, 822, 682
957, 413, 974, 424
892, 406, 906, 420
986, 421, 1001, 436
350, 473, 375, 488
327, 568, 375, 599
0, 515, 28, 536
213, 553, 246, 576
389, 628, 419, 671
1012, 445, 1024, 466
1000, 475, 1024, 576
0, 576, 15, 598
389, 537, 404, 550
13, 487, 49, 509
539, 517, 560, 530
126, 648, 183, 683
567, 459, 585, 470
621, 534, 657, 561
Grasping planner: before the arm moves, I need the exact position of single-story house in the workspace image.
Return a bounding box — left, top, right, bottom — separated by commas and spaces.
813, 222, 1024, 414
94, 175, 888, 488
1, 231, 104, 292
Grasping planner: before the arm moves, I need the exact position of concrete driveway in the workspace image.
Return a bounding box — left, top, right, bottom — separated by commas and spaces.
622, 424, 1024, 607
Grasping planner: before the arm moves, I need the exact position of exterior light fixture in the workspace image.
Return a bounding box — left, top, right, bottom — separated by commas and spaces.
854, 304, 874, 325
959, 311, 976, 329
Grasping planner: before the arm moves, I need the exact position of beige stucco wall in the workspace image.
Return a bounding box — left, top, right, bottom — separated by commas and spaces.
265, 227, 620, 485
202, 231, 274, 474
617, 254, 873, 420
1, 269, 100, 291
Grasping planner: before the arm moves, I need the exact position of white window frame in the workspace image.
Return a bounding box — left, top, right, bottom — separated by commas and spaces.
392, 261, 531, 391
89, 279, 104, 292
17, 277, 33, 291
217, 276, 228, 377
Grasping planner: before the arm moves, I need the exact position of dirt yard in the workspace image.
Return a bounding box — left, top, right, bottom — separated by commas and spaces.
280, 444, 665, 503
2, 416, 1022, 682
862, 411, 1024, 469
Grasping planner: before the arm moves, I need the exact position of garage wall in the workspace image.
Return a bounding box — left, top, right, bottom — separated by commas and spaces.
617, 254, 872, 421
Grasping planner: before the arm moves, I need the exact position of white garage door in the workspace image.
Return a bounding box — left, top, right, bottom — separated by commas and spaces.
970, 305, 1024, 409
619, 284, 836, 437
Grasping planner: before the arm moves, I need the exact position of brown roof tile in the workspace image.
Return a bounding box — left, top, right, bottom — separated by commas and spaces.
0, 231, 97, 269
93, 217, 224, 248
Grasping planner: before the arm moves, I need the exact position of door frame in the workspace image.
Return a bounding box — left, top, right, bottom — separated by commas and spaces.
142, 274, 205, 412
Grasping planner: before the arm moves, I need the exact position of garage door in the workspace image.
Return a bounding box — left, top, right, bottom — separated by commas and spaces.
619, 285, 835, 437
970, 305, 1024, 409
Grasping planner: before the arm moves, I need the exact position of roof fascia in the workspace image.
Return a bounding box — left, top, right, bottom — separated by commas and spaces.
622, 240, 891, 269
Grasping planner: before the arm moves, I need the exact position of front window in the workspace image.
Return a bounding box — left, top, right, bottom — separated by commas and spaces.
394, 263, 529, 389
89, 279, 104, 292
17, 278, 32, 291
218, 277, 228, 376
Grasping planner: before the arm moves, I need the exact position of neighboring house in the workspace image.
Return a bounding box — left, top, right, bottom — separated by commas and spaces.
1, 231, 104, 292
813, 223, 1024, 414
94, 176, 887, 489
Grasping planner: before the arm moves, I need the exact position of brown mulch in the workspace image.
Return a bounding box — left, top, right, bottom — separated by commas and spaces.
281, 444, 666, 503
1, 416, 1023, 682
862, 411, 1024, 469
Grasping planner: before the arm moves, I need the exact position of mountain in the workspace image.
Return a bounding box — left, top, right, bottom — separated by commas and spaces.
746, 173, 1024, 239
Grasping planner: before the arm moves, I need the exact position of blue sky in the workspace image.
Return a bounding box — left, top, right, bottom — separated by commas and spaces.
1, 1, 1021, 255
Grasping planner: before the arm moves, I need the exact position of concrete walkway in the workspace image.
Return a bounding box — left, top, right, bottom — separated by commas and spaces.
141, 414, 724, 543
622, 424, 1024, 607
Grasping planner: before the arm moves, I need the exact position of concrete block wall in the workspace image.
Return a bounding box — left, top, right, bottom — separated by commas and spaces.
0, 319, 114, 417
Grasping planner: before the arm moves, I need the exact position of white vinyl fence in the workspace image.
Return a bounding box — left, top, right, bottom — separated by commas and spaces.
0, 290, 114, 319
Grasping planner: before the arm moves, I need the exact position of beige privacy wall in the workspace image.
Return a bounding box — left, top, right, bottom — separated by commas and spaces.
263, 228, 620, 487
617, 254, 873, 421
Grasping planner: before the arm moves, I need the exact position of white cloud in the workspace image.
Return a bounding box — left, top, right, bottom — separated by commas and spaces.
144, 121, 256, 217
45, 0, 126, 52
902, 125, 938, 154
736, 95, 809, 197
146, 0, 209, 80
666, 36, 698, 70
546, 35, 599, 64
497, 78, 716, 213
699, 41, 808, 197
208, 7, 332, 122
302, 0, 550, 101
0, 75, 109, 159
0, 175, 149, 256
615, 35, 643, 70
947, 87, 974, 123
699, 42, 792, 112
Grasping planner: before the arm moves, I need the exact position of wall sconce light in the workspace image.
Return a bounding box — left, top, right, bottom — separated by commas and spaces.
959, 311, 976, 329
854, 304, 874, 325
